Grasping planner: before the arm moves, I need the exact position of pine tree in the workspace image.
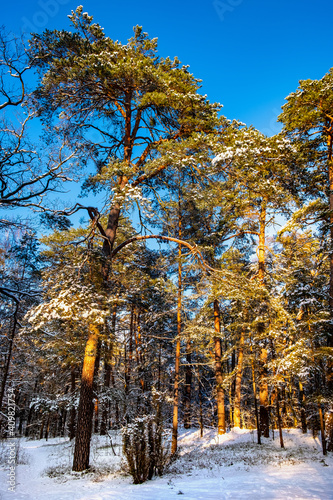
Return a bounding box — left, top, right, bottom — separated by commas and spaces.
279, 70, 333, 449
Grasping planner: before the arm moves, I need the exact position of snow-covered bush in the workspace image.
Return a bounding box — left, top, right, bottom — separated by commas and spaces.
122, 414, 169, 484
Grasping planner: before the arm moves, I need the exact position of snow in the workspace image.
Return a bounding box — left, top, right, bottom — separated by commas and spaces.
1, 428, 332, 499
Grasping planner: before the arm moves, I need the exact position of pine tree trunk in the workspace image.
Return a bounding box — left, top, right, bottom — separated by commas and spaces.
183, 338, 192, 429
276, 388, 284, 448
250, 337, 261, 445
171, 239, 182, 455
259, 347, 270, 438
258, 199, 270, 437
214, 299, 225, 435
73, 325, 99, 471
327, 411, 333, 452
299, 380, 307, 434
39, 416, 45, 440
45, 414, 51, 441
93, 344, 100, 434
318, 404, 327, 456
199, 372, 204, 438
328, 132, 333, 344
0, 302, 19, 411
327, 132, 333, 451
234, 329, 244, 428
230, 348, 236, 426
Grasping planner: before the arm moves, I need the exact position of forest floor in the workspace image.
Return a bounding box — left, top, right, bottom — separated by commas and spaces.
0, 427, 332, 499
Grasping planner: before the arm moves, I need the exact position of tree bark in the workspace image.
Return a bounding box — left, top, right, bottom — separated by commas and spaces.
259, 347, 270, 438
234, 329, 244, 428
327, 131, 333, 451
183, 337, 192, 429
276, 388, 284, 448
0, 301, 19, 411
250, 336, 261, 445
214, 299, 225, 435
328, 131, 333, 345
171, 239, 182, 455
258, 198, 270, 437
318, 404, 327, 456
73, 324, 99, 471
299, 380, 307, 434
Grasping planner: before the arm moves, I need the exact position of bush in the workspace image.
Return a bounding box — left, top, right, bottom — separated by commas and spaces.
122, 414, 169, 484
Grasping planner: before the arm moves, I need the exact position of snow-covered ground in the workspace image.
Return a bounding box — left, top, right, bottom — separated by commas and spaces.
1, 428, 332, 499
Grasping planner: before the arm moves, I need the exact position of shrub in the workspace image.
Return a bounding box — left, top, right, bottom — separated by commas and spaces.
122, 414, 169, 484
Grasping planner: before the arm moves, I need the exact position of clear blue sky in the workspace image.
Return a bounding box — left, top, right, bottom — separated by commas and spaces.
2, 0, 333, 135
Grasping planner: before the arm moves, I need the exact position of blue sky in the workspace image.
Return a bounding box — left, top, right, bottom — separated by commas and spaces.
2, 0, 333, 135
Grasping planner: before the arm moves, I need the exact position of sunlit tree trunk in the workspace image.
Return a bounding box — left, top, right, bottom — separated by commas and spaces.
258, 199, 270, 437
73, 324, 99, 471
298, 380, 307, 434
327, 132, 333, 450
214, 299, 225, 435
318, 403, 327, 456
100, 303, 117, 435
275, 388, 284, 448
234, 329, 244, 428
259, 347, 269, 437
183, 337, 192, 429
171, 211, 182, 455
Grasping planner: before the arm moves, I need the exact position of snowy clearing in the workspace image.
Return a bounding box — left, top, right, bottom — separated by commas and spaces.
1, 428, 332, 500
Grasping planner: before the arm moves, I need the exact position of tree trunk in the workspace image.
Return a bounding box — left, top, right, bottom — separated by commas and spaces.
93, 343, 101, 434
199, 372, 204, 438
318, 404, 327, 456
171, 239, 182, 455
234, 329, 244, 428
327, 131, 333, 451
39, 416, 45, 440
250, 337, 261, 445
214, 299, 225, 435
45, 413, 50, 441
258, 199, 270, 437
259, 347, 270, 438
276, 388, 284, 448
183, 338, 192, 429
73, 324, 99, 471
299, 380, 307, 434
328, 132, 333, 343
0, 302, 19, 411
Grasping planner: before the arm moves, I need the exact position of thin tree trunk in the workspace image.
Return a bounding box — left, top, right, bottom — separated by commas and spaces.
171, 238, 182, 455
258, 199, 270, 438
199, 372, 204, 438
0, 301, 19, 411
93, 343, 101, 434
234, 329, 244, 428
299, 380, 307, 434
250, 336, 261, 445
259, 347, 269, 438
328, 132, 333, 341
45, 414, 50, 441
73, 324, 99, 471
183, 338, 192, 429
214, 299, 225, 435
39, 416, 45, 440
276, 388, 284, 448
318, 404, 327, 456
327, 131, 333, 451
